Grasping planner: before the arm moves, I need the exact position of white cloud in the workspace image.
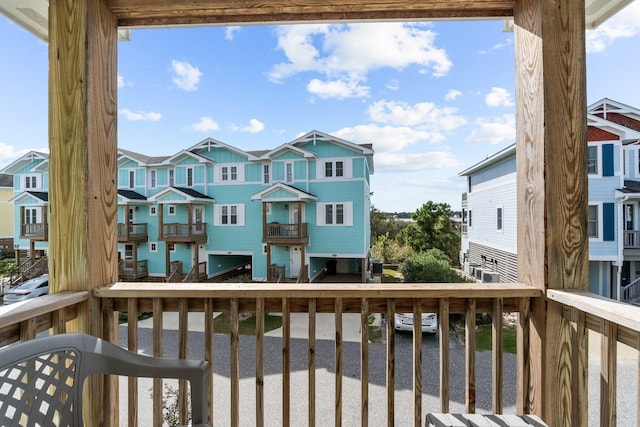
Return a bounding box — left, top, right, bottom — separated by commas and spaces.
118, 109, 162, 122
240, 119, 265, 134
465, 114, 515, 145
225, 26, 241, 41
307, 78, 370, 99
171, 60, 203, 91
386, 79, 400, 91
192, 117, 220, 132
375, 151, 462, 172
0, 143, 48, 168
587, 1, 640, 53
117, 74, 124, 89
269, 22, 452, 99
230, 119, 265, 134
478, 37, 513, 54
367, 100, 466, 131
333, 124, 437, 153
485, 87, 514, 107
445, 90, 462, 101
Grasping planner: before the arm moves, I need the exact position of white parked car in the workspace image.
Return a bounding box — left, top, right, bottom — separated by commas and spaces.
3, 274, 49, 305
394, 312, 438, 334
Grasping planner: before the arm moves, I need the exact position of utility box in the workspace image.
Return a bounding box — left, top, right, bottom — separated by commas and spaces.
372, 259, 383, 275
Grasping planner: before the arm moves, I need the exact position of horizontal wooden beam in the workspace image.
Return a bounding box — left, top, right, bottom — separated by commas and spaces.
95, 281, 541, 298
107, 0, 515, 27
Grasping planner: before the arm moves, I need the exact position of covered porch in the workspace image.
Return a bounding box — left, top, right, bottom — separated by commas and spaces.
1, 0, 638, 426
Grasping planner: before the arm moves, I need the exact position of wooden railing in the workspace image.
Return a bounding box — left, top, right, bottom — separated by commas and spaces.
167, 261, 183, 283
119, 259, 148, 280
92, 282, 541, 426
546, 289, 640, 425
118, 223, 148, 241
264, 223, 308, 240
161, 223, 207, 242
20, 222, 48, 240
7, 256, 48, 286
267, 264, 285, 282
0, 291, 88, 347
183, 262, 207, 282
4, 284, 640, 426
623, 230, 640, 248
621, 276, 640, 303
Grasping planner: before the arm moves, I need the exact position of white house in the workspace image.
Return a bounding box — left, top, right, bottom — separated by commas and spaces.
460, 98, 640, 302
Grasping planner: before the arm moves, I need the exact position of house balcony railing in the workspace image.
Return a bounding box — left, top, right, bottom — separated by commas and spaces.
3, 283, 640, 426
19, 222, 48, 241
118, 259, 149, 281
160, 222, 207, 243
263, 223, 308, 244
117, 223, 148, 242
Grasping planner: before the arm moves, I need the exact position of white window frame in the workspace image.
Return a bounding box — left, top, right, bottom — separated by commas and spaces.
266, 203, 272, 215
587, 144, 600, 176
25, 207, 38, 224
319, 159, 351, 180
588, 203, 602, 241
149, 169, 157, 189
316, 202, 353, 226
149, 206, 157, 216
263, 164, 270, 184
496, 206, 503, 233
218, 163, 244, 183
285, 162, 293, 183
169, 169, 175, 187
24, 175, 38, 190
168, 205, 176, 216
128, 170, 135, 189
168, 243, 176, 253
214, 204, 245, 226
149, 242, 158, 253
186, 167, 194, 187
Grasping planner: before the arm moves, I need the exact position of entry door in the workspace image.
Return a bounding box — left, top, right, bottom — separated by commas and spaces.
624, 204, 635, 247
193, 206, 204, 232
289, 204, 303, 237
290, 246, 302, 278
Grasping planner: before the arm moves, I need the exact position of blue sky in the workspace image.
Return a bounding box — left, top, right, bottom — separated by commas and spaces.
1, 4, 640, 213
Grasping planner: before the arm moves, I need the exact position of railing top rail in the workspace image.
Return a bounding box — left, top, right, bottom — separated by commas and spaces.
548, 289, 640, 333
0, 291, 88, 328
95, 281, 541, 299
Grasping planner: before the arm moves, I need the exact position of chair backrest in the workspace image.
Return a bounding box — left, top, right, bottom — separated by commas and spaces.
0, 333, 210, 426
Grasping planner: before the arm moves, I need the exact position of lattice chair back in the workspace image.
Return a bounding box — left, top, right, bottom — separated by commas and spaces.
0, 333, 210, 426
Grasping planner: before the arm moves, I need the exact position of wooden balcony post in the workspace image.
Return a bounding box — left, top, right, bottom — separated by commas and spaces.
514, 0, 588, 424
49, 0, 118, 424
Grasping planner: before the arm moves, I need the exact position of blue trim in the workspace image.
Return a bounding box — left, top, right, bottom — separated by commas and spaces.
603, 202, 615, 241
602, 144, 614, 177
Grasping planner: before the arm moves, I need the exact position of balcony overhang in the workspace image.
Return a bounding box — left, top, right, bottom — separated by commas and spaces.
0, 0, 130, 42
2, 0, 632, 44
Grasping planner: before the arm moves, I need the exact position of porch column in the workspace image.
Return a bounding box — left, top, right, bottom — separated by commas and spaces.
49, 0, 118, 424
514, 0, 588, 424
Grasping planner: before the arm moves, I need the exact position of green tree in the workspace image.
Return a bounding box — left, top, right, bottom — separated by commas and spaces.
370, 208, 409, 242
400, 251, 465, 283
370, 233, 414, 265
400, 201, 460, 265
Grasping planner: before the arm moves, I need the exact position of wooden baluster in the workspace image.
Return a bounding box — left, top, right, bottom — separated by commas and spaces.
439, 298, 450, 413
335, 297, 343, 426
309, 298, 317, 427
360, 298, 369, 427
387, 299, 395, 427
128, 297, 139, 427
413, 298, 422, 427
492, 298, 503, 414
256, 297, 265, 427
466, 299, 476, 413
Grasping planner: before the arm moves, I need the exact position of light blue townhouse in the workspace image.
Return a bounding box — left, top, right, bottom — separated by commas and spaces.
459, 98, 640, 303
2, 130, 374, 283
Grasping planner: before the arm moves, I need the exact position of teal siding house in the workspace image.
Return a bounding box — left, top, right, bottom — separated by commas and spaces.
2, 131, 374, 282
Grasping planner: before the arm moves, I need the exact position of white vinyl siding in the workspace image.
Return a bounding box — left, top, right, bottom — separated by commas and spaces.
316, 202, 353, 226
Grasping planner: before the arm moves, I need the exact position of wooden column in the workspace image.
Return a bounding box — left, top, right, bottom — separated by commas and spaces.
49, 0, 118, 424
514, 0, 588, 424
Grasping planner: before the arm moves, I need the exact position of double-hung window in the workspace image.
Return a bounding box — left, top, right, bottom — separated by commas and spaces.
323, 160, 347, 179
150, 170, 157, 188
587, 145, 598, 175
496, 207, 503, 231
318, 202, 352, 226
24, 176, 37, 189
214, 204, 245, 226
588, 205, 599, 238
263, 164, 270, 184
187, 167, 194, 187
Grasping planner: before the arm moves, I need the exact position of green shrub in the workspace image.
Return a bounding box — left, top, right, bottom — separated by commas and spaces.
400, 251, 465, 283
370, 233, 414, 265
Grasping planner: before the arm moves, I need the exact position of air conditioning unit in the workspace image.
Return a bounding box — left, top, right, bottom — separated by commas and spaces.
474, 267, 486, 280
466, 262, 480, 277
482, 271, 500, 283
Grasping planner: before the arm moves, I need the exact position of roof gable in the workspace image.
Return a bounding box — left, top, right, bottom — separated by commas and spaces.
251, 183, 317, 202
0, 151, 49, 175
148, 186, 214, 203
